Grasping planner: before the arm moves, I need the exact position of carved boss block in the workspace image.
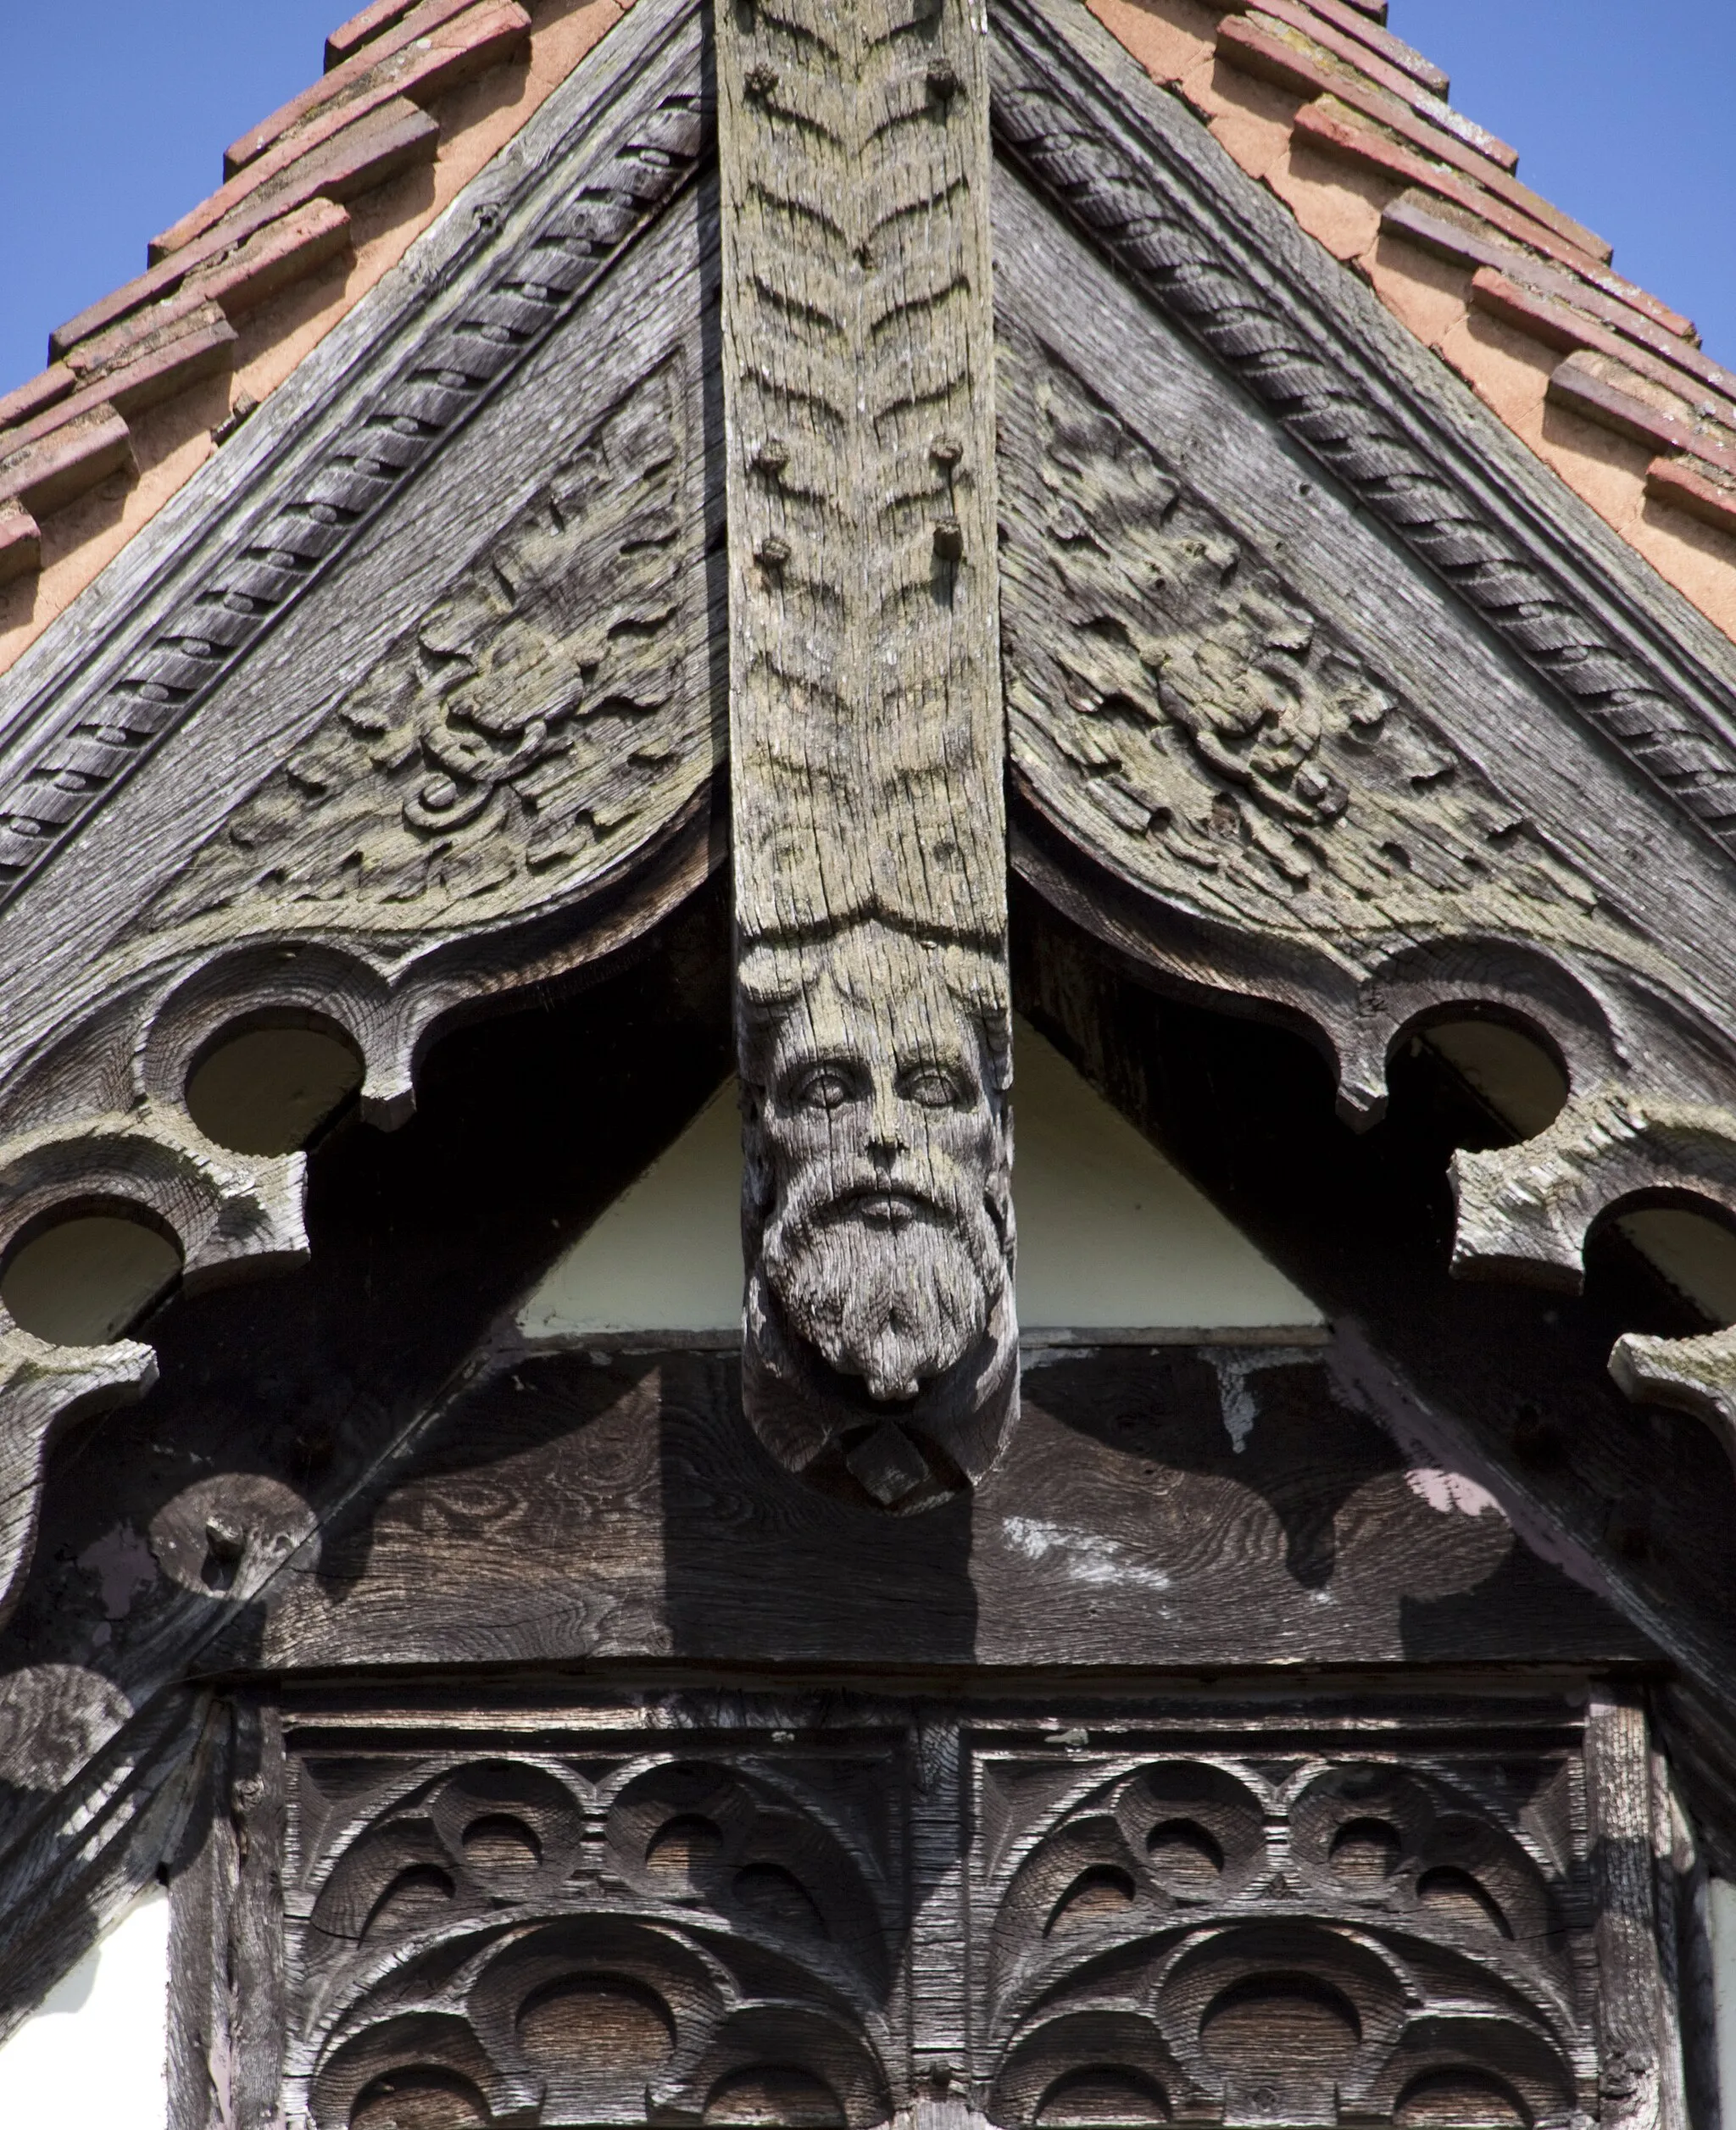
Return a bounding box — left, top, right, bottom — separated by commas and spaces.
739, 923, 1015, 1509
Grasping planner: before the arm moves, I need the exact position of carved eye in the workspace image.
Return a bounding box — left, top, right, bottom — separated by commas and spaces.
792, 1066, 854, 1112
901, 1065, 960, 1109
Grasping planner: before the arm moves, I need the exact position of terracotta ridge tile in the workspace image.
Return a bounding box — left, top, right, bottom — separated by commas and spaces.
52, 103, 437, 358
1647, 454, 1736, 539
1294, 101, 1608, 275
1470, 269, 1736, 430
3, 318, 236, 457
63, 298, 232, 386
153, 3, 526, 260
1379, 191, 1695, 343
0, 505, 42, 590
226, 0, 492, 175
326, 0, 424, 70
1547, 353, 1736, 484
54, 205, 353, 391
0, 409, 134, 518
0, 366, 75, 432
1288, 0, 1444, 92
1233, 1, 1502, 161
1219, 18, 1607, 257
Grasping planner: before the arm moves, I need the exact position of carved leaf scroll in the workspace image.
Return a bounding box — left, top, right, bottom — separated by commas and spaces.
144, 356, 707, 937
999, 339, 1637, 976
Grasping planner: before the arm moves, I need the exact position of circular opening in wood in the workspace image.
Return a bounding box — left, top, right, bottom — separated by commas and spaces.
1, 1206, 181, 1345
186, 1021, 362, 1154
350, 2066, 488, 2130
1146, 1818, 1223, 1892
1329, 1817, 1402, 1885
1591, 1197, 1736, 1330
1407, 1017, 1568, 1142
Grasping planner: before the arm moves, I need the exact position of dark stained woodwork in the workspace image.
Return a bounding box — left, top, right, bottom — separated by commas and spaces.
252, 1343, 1645, 1675
163, 1688, 1679, 2130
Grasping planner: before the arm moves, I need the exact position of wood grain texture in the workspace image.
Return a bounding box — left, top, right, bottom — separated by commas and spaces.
177, 1692, 1658, 2130
992, 163, 1736, 1474
1585, 1693, 1687, 2130
718, 0, 1003, 943
253, 1344, 1645, 1674
716, 0, 1015, 1504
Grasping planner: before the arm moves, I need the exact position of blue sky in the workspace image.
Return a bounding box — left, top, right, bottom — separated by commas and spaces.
0, 1, 1732, 402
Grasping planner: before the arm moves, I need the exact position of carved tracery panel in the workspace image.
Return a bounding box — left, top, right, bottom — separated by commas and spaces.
215, 1694, 1677, 2130
281, 1727, 904, 2130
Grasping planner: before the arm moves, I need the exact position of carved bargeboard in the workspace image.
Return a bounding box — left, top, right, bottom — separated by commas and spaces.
193, 1690, 1676, 2130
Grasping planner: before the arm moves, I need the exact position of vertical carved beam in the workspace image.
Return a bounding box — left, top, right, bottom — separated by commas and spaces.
1586, 1693, 1688, 2130
716, 0, 1015, 1510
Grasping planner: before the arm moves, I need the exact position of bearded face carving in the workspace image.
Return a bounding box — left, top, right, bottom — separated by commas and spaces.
738, 922, 1017, 1511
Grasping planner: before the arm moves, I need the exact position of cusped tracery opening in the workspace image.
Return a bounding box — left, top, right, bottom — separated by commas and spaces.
185, 1018, 364, 1155
1199, 1973, 1362, 2072
1046, 1865, 1138, 1935
1409, 1017, 1569, 1143
1416, 1867, 1511, 1938
1145, 1818, 1223, 1894
1329, 1817, 1402, 1886
515, 1972, 676, 2075
1394, 2069, 1532, 2127
1, 1204, 181, 1345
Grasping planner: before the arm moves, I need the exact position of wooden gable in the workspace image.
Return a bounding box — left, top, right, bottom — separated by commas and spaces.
3, 3, 1736, 2125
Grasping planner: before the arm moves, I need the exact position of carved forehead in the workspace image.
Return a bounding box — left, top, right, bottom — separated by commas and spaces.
738, 925, 1010, 1083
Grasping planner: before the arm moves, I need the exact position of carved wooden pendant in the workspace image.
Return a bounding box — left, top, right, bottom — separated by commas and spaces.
716, 0, 1014, 1508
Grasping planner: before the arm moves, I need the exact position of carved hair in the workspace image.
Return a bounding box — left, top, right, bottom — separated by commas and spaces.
736, 920, 1013, 1095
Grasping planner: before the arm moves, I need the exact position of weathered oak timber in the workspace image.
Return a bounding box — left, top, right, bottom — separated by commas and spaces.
168, 1688, 1669, 2130
989, 114, 1736, 1480
0, 21, 726, 1623
715, 0, 1015, 1508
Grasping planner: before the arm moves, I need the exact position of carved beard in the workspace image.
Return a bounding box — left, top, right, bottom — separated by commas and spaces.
761, 1160, 1008, 1403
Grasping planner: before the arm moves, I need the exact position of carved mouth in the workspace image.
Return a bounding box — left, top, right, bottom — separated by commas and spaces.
832, 1185, 935, 1231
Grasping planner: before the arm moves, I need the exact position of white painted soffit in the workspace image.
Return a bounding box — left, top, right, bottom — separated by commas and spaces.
518, 1019, 1322, 1343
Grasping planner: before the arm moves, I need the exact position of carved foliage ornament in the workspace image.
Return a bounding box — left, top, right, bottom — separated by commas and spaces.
144, 358, 703, 937
1000, 339, 1627, 973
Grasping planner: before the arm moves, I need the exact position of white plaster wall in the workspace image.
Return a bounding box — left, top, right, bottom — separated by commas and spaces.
0, 1884, 168, 2129
520, 1020, 1321, 1339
